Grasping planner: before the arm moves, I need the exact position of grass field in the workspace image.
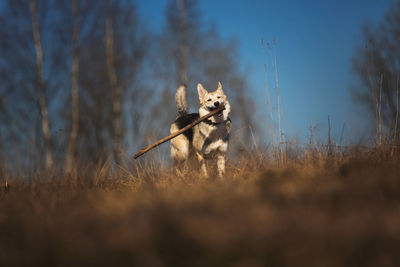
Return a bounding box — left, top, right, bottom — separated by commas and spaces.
1, 147, 400, 266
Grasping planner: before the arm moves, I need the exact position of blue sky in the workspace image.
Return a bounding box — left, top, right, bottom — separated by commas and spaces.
140, 0, 393, 144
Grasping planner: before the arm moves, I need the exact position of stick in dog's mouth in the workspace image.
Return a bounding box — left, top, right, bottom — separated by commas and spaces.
208, 107, 224, 117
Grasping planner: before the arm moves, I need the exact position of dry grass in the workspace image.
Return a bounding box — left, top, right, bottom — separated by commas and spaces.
1, 147, 400, 266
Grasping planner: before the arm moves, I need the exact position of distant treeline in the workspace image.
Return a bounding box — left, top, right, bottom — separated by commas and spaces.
0, 0, 256, 169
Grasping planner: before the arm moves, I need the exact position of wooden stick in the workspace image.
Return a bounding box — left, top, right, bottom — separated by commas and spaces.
134, 104, 225, 159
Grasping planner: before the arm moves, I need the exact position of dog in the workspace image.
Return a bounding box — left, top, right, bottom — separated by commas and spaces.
170, 82, 231, 177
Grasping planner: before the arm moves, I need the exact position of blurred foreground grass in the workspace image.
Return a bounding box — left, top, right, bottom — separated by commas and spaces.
1, 148, 400, 266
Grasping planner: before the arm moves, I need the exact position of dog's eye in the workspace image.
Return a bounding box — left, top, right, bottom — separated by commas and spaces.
217, 96, 221, 99
207, 98, 211, 101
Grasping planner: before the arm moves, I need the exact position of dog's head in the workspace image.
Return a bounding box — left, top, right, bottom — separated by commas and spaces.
197, 82, 231, 121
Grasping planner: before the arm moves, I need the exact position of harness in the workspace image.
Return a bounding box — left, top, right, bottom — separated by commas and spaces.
202, 117, 232, 126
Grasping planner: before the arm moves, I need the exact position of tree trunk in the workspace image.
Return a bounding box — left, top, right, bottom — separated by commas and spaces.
65, 0, 80, 172
177, 0, 188, 85
105, 1, 122, 164
30, 0, 53, 169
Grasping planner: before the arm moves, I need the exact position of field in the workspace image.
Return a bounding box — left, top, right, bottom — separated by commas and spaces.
1, 147, 399, 266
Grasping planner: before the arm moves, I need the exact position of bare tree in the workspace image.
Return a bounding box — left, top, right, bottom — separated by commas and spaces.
56, 0, 149, 164
105, 0, 122, 164
64, 0, 80, 172
148, 0, 257, 153
0, 0, 44, 168
177, 0, 188, 85
29, 0, 53, 168
352, 0, 400, 144
0, 0, 150, 166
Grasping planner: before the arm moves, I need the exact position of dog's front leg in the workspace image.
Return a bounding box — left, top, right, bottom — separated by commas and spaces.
196, 152, 208, 177
217, 154, 225, 177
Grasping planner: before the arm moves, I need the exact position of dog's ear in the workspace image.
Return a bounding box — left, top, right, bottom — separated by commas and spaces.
217, 81, 224, 94
197, 83, 208, 101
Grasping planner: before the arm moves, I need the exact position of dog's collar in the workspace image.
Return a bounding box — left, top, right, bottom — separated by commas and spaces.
203, 117, 231, 126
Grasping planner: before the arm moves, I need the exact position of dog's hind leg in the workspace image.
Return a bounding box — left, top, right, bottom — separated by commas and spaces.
170, 124, 189, 159
170, 124, 189, 174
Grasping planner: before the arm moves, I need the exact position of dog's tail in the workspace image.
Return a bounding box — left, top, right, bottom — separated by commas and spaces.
175, 84, 188, 116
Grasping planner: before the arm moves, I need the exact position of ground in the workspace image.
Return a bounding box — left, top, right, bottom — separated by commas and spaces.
1, 148, 399, 266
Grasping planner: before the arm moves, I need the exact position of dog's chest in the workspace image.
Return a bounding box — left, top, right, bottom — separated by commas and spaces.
195, 120, 231, 154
